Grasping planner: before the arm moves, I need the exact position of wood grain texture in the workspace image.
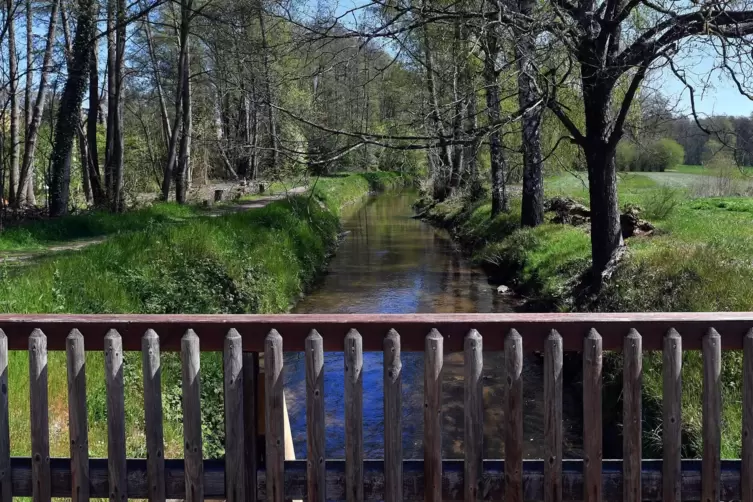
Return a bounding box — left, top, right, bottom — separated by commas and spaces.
745, 329, 753, 502
181, 330, 204, 502
663, 328, 682, 502
0, 457, 747, 500
623, 329, 642, 502
464, 329, 483, 502
0, 331, 9, 502
142, 329, 165, 502
424, 329, 443, 502
582, 329, 602, 502
224, 329, 245, 502
345, 329, 364, 502
544, 330, 563, 502
505, 329, 523, 502
243, 351, 259, 502
703, 328, 721, 502
66, 330, 89, 502
383, 329, 402, 502
29, 329, 51, 502
305, 330, 325, 502
3, 312, 753, 351
105, 330, 127, 502
264, 330, 284, 502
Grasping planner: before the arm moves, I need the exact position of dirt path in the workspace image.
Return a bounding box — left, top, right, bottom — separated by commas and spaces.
0, 186, 308, 265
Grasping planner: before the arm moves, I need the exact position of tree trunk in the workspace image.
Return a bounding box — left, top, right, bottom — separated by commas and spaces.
257, 4, 279, 171
422, 23, 452, 188
516, 0, 544, 227
49, 0, 98, 217
484, 27, 508, 216
17, 0, 60, 207
87, 32, 105, 205
24, 0, 32, 129
7, 0, 20, 205
110, 0, 126, 212
176, 32, 192, 204
142, 3, 172, 150
586, 143, 623, 276
105, 0, 116, 197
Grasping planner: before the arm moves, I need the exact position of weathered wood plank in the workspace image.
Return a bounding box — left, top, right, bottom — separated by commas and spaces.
243, 351, 259, 502
66, 330, 89, 502
464, 329, 483, 502
264, 330, 284, 502
182, 330, 204, 502
29, 329, 51, 502
505, 329, 523, 502
583, 329, 602, 502
306, 330, 325, 502
745, 329, 753, 502
224, 329, 245, 502
623, 329, 642, 502
0, 331, 9, 502
142, 329, 165, 502
5, 458, 746, 501
5, 312, 753, 352
544, 330, 563, 502
345, 329, 364, 502
703, 328, 721, 502
383, 329, 402, 502
664, 328, 682, 502
105, 330, 127, 502
424, 329, 443, 502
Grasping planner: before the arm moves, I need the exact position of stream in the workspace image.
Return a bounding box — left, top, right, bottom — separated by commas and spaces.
282, 192, 582, 460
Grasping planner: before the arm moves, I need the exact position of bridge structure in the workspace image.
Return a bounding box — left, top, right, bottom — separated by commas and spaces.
0, 312, 751, 502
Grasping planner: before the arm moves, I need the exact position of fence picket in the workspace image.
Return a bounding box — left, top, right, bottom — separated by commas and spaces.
544, 330, 563, 502
0, 331, 9, 502
306, 330, 325, 502
29, 329, 50, 502
345, 329, 364, 502
425, 329, 443, 502
182, 330, 203, 502
623, 329, 642, 502
105, 330, 127, 502
67, 330, 89, 502
703, 328, 721, 502
583, 329, 602, 502
505, 329, 523, 502
383, 329, 402, 502
224, 330, 245, 502
745, 329, 753, 502
664, 328, 682, 502
243, 352, 259, 502
464, 329, 483, 502
142, 330, 165, 502
265, 330, 284, 502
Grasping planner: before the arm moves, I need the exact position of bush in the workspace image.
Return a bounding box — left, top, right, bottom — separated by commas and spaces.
619, 138, 685, 172
616, 141, 637, 171
641, 184, 682, 220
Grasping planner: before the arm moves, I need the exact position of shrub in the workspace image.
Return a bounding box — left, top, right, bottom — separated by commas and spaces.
641, 184, 682, 220
616, 141, 637, 171
636, 138, 685, 172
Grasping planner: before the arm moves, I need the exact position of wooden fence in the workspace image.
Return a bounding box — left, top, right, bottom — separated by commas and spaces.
0, 312, 752, 502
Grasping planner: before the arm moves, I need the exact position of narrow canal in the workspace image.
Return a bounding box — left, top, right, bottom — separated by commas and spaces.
283, 192, 582, 460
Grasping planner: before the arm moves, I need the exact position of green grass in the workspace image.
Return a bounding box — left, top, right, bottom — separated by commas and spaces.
419, 171, 753, 458
0, 171, 406, 460
670, 164, 753, 176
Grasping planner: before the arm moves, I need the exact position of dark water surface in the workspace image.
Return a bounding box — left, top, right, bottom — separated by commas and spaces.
283, 193, 580, 460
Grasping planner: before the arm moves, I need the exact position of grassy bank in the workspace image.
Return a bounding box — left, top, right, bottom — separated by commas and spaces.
418, 172, 752, 458
0, 171, 406, 459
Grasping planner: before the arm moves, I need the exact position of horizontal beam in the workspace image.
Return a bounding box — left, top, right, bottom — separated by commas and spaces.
8, 457, 743, 501
0, 313, 752, 351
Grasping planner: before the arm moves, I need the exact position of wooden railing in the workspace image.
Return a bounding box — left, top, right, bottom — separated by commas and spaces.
0, 312, 752, 502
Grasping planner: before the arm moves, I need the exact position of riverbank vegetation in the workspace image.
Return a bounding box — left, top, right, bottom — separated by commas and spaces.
0, 172, 405, 458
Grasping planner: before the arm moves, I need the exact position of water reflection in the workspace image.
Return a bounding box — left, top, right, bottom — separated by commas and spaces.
283, 193, 579, 460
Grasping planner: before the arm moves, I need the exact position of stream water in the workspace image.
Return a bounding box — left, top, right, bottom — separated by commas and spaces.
283, 192, 582, 460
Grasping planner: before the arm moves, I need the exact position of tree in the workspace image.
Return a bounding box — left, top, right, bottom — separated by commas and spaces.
545, 0, 753, 283
7, 0, 20, 206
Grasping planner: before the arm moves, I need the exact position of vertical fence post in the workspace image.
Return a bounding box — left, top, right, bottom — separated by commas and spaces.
265, 330, 284, 502
703, 328, 721, 502
424, 329, 443, 502
67, 330, 89, 502
225, 329, 245, 502
464, 329, 483, 502
544, 330, 563, 502
583, 329, 602, 502
306, 330, 325, 502
383, 329, 402, 502
0, 331, 10, 502
105, 330, 127, 502
182, 330, 203, 502
744, 329, 753, 502
345, 329, 364, 502
29, 329, 50, 502
505, 329, 523, 502
623, 329, 642, 502
663, 328, 682, 502
244, 351, 259, 502
142, 330, 165, 502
